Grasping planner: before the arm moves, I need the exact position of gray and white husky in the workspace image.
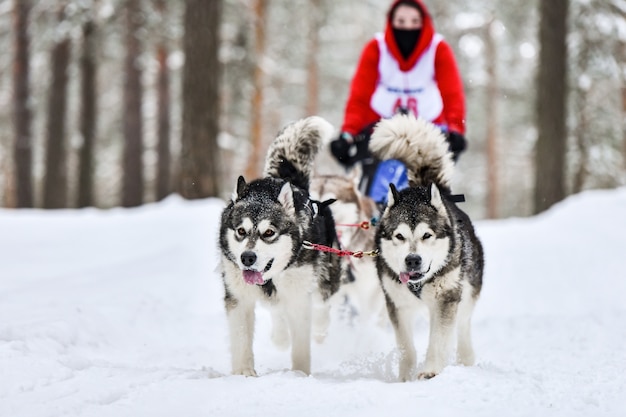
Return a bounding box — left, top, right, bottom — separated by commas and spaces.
369, 114, 484, 381
219, 116, 342, 376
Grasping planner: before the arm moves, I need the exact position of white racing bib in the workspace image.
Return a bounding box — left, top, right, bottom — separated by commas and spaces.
370, 33, 443, 121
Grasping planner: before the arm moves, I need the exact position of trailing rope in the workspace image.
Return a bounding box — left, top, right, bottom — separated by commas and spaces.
302, 240, 379, 258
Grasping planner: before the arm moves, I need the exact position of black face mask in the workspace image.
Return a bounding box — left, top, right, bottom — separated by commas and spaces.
392, 28, 421, 59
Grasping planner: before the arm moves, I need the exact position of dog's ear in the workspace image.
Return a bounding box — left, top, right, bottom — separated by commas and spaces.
320, 198, 337, 209
278, 182, 296, 217
429, 183, 445, 213
387, 183, 399, 208
232, 176, 246, 202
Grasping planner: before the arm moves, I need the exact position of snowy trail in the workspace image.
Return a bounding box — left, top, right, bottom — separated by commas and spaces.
1, 189, 625, 416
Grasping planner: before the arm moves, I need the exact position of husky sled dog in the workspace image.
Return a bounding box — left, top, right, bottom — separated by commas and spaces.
219, 116, 342, 376
309, 172, 386, 325
311, 130, 386, 325
369, 114, 484, 381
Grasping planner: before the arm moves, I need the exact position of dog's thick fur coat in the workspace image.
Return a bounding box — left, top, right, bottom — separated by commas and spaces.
219, 116, 341, 376
370, 114, 484, 381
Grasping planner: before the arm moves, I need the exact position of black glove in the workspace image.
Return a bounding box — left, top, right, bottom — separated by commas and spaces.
446, 131, 467, 162
330, 132, 355, 166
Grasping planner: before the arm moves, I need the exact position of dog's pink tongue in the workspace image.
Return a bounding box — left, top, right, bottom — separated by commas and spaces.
399, 273, 411, 284
243, 270, 264, 285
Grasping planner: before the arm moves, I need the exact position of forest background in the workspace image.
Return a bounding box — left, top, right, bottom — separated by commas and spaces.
1, 0, 625, 219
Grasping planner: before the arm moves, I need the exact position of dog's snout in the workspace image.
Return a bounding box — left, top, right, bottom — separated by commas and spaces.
405, 254, 422, 271
241, 251, 257, 267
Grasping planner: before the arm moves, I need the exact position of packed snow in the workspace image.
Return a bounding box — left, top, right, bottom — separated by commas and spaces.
1, 187, 625, 417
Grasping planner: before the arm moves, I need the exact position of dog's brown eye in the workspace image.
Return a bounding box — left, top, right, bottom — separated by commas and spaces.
263, 229, 275, 238
237, 228, 246, 236
422, 233, 432, 240
395, 233, 405, 241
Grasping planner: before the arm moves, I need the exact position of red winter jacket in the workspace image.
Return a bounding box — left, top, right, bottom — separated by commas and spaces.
341, 0, 466, 136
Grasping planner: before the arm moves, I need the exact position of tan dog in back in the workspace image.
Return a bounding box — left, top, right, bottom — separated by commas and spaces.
309, 172, 387, 326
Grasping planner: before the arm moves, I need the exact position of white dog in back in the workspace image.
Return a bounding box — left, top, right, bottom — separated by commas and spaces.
311, 133, 387, 325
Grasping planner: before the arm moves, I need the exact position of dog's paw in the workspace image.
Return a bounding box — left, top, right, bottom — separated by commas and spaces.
417, 361, 444, 379
418, 363, 446, 379
233, 367, 257, 377
417, 371, 438, 380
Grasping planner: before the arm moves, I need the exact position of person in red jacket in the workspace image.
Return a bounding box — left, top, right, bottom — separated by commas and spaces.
331, 0, 467, 200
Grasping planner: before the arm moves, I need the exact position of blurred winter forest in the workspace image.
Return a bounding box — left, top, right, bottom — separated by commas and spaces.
1, 0, 625, 219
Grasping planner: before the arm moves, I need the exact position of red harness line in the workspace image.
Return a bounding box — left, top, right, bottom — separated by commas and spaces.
334, 221, 372, 230
314, 217, 379, 258
302, 240, 379, 258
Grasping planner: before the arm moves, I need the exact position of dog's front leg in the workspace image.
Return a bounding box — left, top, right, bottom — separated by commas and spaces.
420, 300, 458, 379
394, 306, 417, 382
283, 288, 312, 375
311, 289, 330, 344
226, 298, 257, 376
456, 294, 477, 366
384, 292, 416, 382
285, 296, 312, 374
276, 268, 315, 374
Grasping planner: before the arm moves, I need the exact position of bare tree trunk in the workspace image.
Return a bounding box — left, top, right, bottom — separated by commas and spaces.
572, 90, 590, 193
485, 19, 499, 219
155, 0, 171, 201
12, 0, 33, 208
305, 0, 322, 116
622, 85, 626, 170
1, 150, 16, 207
571, 29, 593, 194
43, 4, 71, 209
621, 48, 626, 171
609, 4, 626, 171
77, 18, 97, 208
533, 0, 569, 214
245, 0, 268, 180
122, 0, 144, 207
178, 0, 222, 199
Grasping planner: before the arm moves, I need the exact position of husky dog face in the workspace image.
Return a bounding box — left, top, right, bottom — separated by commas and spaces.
226, 216, 296, 284
377, 183, 452, 285
221, 177, 304, 285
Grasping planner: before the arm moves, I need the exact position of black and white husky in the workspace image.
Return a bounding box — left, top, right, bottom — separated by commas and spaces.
369, 114, 484, 381
219, 116, 342, 376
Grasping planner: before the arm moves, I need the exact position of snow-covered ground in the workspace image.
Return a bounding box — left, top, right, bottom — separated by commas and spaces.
1, 188, 625, 417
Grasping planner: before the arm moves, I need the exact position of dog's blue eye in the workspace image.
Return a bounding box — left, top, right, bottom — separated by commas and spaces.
423, 233, 432, 240
395, 234, 405, 241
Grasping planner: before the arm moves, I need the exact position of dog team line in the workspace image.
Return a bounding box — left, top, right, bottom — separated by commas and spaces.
218, 114, 484, 381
